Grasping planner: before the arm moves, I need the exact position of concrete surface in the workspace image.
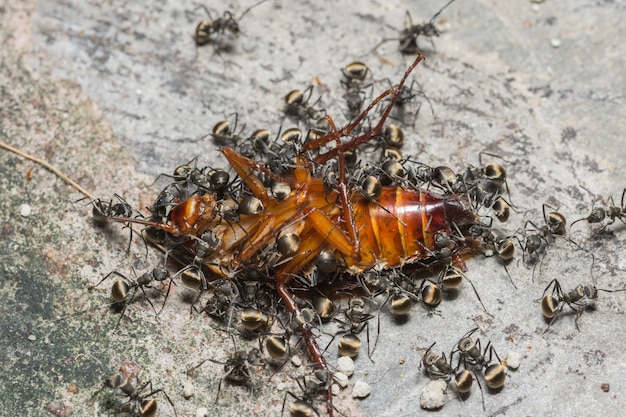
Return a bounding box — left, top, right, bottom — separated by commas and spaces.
1, 0, 624, 416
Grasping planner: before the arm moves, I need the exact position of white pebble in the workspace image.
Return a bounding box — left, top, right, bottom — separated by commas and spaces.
531, 4, 541, 12
337, 356, 355, 377
196, 407, 208, 417
352, 380, 372, 398
506, 350, 522, 370
182, 381, 195, 399
333, 372, 349, 388
276, 382, 286, 391
331, 383, 341, 396
20, 204, 31, 217
420, 380, 447, 410
550, 38, 561, 48
291, 355, 302, 367
28, 334, 36, 341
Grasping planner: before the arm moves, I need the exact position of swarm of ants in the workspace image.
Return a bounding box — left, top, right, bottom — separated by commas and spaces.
2, 1, 625, 416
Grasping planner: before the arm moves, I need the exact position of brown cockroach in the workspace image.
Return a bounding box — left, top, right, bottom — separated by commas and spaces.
110, 54, 479, 393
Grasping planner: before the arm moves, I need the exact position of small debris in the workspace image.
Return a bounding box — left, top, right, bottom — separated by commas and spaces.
550, 38, 561, 48
505, 350, 522, 370
332, 383, 341, 396
337, 356, 355, 377
28, 334, 36, 341
182, 381, 195, 399
601, 383, 610, 392
334, 372, 349, 388
196, 407, 208, 417
67, 383, 79, 394
20, 203, 31, 217
352, 380, 372, 398
420, 380, 447, 410
46, 401, 71, 417
119, 361, 141, 379
291, 355, 302, 367
276, 382, 286, 391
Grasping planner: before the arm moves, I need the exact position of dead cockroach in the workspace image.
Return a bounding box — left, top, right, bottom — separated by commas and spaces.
108, 54, 480, 394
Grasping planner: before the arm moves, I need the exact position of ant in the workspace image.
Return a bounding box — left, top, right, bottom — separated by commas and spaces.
169, 231, 221, 291
341, 61, 373, 119
571, 187, 626, 233
370, 0, 458, 54
88, 266, 172, 331
379, 79, 432, 127
187, 335, 265, 403
100, 371, 177, 417
454, 328, 506, 410
284, 86, 328, 129
190, 0, 268, 49
329, 296, 377, 358
521, 204, 567, 274
468, 219, 518, 288
538, 262, 626, 332
91, 194, 143, 251
421, 342, 473, 396
361, 269, 418, 316
282, 369, 333, 417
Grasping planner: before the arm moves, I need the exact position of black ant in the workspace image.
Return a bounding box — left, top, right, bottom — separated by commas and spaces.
341, 61, 372, 119
88, 266, 172, 331
282, 369, 332, 417
328, 296, 377, 359
468, 219, 518, 288
284, 86, 328, 129
190, 0, 268, 49
380, 79, 433, 127
454, 328, 506, 410
521, 204, 567, 270
370, 0, 458, 55
100, 371, 177, 417
538, 258, 626, 332
571, 187, 626, 233
186, 334, 265, 403
91, 194, 143, 251
421, 342, 473, 396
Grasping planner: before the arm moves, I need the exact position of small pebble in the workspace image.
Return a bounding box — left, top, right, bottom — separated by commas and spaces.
420, 380, 447, 410
531, 4, 541, 12
28, 334, 36, 341
601, 383, 610, 393
291, 355, 302, 367
550, 38, 561, 48
182, 381, 195, 399
196, 407, 208, 417
276, 382, 286, 391
46, 401, 71, 417
331, 383, 341, 396
337, 356, 355, 377
506, 351, 522, 370
352, 380, 372, 398
20, 204, 31, 217
334, 372, 349, 388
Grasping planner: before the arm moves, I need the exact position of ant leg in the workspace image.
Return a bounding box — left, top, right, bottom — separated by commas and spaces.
313, 53, 426, 164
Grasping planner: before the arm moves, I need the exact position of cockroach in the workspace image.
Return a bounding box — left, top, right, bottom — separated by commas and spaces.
109, 55, 480, 413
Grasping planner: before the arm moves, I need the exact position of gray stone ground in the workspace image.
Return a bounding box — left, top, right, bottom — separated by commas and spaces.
1, 0, 625, 416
